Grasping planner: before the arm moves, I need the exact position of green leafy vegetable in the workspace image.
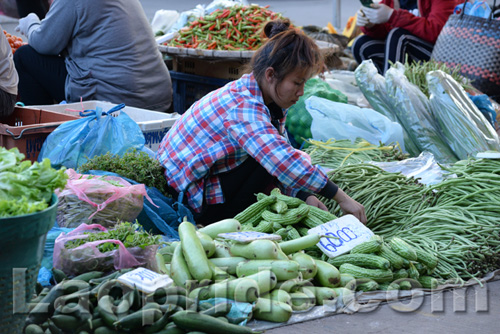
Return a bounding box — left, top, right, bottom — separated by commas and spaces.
78, 149, 170, 197
0, 147, 68, 217
65, 221, 163, 252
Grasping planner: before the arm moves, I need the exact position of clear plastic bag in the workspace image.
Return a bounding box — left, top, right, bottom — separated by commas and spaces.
53, 223, 159, 276
427, 70, 500, 160
385, 65, 458, 163
305, 96, 405, 147
56, 169, 153, 228
369, 152, 450, 185
354, 60, 420, 156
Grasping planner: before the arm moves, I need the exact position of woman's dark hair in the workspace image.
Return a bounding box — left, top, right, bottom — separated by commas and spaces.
250, 19, 323, 83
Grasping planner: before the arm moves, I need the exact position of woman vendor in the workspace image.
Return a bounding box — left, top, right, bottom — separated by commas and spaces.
156, 19, 366, 226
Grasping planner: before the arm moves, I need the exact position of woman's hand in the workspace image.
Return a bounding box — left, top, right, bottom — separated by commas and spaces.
333, 188, 367, 224
305, 195, 328, 211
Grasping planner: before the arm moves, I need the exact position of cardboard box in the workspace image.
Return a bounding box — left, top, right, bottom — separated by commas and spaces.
0, 107, 80, 162
23, 101, 181, 152
172, 56, 249, 81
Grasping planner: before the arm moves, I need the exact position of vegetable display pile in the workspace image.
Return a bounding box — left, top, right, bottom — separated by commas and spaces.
315, 158, 500, 283
65, 222, 162, 253
78, 149, 170, 197
402, 59, 472, 98
319, 163, 438, 233
303, 138, 407, 170
0, 147, 67, 218
3, 30, 24, 54
167, 5, 284, 50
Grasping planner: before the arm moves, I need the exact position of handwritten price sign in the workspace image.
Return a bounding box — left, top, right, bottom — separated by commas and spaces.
308, 214, 374, 257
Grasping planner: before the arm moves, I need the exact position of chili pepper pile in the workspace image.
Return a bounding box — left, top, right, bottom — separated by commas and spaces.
167, 5, 285, 50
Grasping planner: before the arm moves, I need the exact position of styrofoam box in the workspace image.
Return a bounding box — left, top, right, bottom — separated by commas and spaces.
25, 101, 181, 152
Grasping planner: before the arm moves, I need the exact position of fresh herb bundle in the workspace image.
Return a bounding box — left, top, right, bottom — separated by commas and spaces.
402, 59, 472, 97
303, 138, 408, 170
78, 149, 170, 197
65, 222, 163, 252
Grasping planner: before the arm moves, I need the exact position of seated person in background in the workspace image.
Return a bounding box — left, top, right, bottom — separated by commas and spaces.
13, 0, 172, 112
0, 24, 18, 117
352, 0, 460, 75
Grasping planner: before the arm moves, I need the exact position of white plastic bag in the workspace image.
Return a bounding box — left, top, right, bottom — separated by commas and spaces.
305, 96, 405, 147
151, 10, 180, 36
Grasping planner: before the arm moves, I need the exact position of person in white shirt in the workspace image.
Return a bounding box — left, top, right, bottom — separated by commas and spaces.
0, 24, 18, 117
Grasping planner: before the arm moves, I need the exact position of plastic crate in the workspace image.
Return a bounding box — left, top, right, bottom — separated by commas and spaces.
21, 101, 181, 152
170, 71, 231, 114
0, 107, 80, 162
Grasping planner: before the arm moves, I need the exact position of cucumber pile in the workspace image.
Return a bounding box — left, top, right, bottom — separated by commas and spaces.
24, 267, 259, 334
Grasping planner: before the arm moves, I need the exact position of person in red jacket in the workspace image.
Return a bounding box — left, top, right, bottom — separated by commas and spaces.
351, 0, 459, 74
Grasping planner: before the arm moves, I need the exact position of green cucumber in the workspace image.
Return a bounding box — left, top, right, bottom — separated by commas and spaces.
278, 233, 320, 254
314, 260, 341, 288
291, 252, 317, 279
252, 298, 293, 323
230, 239, 279, 259
209, 257, 246, 275
236, 259, 300, 281
198, 218, 242, 239
196, 231, 216, 258
179, 221, 213, 282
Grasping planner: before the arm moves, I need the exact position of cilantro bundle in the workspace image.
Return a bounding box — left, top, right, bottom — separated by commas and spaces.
65, 222, 162, 252
78, 149, 170, 197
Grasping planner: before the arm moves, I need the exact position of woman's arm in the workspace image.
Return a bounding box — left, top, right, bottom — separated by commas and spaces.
28, 0, 77, 55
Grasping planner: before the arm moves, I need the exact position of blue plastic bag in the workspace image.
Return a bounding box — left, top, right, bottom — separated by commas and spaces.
86, 170, 194, 240
454, 0, 492, 18
38, 104, 145, 169
468, 94, 497, 128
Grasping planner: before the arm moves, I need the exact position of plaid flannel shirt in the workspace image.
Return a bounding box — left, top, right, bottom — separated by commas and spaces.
156, 73, 329, 213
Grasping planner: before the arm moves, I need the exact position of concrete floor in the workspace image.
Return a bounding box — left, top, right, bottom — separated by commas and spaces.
263, 278, 500, 334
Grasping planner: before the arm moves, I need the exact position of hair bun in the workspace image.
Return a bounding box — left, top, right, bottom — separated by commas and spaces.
264, 19, 291, 38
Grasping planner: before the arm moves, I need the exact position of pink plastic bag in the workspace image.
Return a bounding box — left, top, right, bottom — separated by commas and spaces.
53, 223, 159, 276
56, 169, 155, 228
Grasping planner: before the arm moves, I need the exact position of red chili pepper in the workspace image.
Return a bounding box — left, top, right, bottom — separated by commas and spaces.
209, 23, 216, 31
218, 8, 231, 19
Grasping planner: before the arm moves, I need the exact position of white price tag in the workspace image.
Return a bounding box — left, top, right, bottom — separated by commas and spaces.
117, 267, 173, 294
308, 214, 374, 258
218, 231, 282, 243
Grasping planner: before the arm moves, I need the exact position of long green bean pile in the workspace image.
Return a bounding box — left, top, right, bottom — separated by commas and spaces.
303, 138, 408, 170
321, 158, 500, 284
320, 163, 438, 233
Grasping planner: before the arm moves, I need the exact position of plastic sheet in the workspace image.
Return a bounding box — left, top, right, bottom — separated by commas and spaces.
427, 70, 500, 160
248, 270, 500, 331
385, 65, 458, 164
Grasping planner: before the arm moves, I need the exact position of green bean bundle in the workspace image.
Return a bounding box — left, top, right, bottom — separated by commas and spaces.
320, 163, 438, 234
304, 138, 407, 170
